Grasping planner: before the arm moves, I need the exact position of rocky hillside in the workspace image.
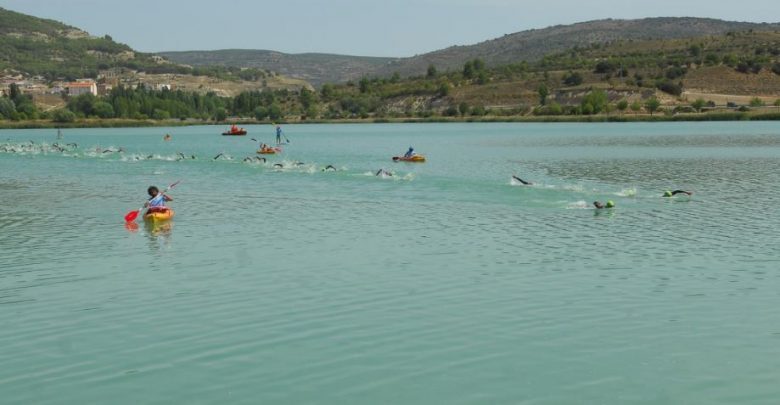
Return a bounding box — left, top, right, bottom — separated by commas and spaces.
0, 6, 308, 92
160, 17, 780, 85
0, 7, 172, 80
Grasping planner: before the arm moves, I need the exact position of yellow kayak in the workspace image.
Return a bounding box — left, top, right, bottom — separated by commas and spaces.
144, 209, 175, 223
393, 155, 426, 162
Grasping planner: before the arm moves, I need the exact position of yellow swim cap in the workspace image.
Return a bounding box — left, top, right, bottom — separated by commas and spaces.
606, 200, 615, 208
664, 191, 672, 197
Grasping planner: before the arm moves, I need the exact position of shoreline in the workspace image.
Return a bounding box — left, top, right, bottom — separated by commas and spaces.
2, 111, 780, 129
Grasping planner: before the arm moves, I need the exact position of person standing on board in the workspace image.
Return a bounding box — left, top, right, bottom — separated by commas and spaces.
276, 125, 283, 145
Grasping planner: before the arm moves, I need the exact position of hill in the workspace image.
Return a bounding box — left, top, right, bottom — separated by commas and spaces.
159, 17, 780, 85
0, 6, 172, 80
158, 49, 395, 87
0, 6, 308, 93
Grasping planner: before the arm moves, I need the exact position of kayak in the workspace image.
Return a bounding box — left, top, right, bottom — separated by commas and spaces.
257, 147, 281, 154
222, 130, 247, 136
393, 155, 426, 162
144, 209, 175, 223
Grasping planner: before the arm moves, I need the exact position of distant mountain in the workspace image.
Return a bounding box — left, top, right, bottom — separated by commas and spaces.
158, 49, 396, 87
160, 17, 780, 85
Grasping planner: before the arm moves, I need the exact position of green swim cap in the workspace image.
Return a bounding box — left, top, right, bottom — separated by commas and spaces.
606, 200, 615, 208
664, 191, 672, 197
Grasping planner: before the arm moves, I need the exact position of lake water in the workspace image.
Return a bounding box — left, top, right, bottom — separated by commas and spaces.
1, 122, 780, 404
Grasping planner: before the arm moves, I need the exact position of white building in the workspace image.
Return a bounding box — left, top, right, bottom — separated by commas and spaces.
66, 81, 98, 96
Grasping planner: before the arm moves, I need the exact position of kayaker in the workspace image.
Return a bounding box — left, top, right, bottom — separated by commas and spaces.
593, 200, 615, 209
512, 175, 533, 185
145, 186, 172, 214
404, 146, 414, 158
663, 190, 693, 197
276, 125, 283, 145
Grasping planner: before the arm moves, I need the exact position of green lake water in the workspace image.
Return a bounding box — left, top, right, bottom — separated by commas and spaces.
1, 122, 780, 403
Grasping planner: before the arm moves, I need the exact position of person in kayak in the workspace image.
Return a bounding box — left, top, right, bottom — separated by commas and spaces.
512, 175, 533, 185
663, 190, 693, 197
593, 200, 615, 209
403, 146, 414, 158
145, 186, 173, 214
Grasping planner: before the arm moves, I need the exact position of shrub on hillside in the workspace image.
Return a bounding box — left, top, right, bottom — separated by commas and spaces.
656, 80, 683, 96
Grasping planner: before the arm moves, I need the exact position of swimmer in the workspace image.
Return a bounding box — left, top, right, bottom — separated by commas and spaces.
295, 162, 306, 166
213, 153, 224, 160
593, 200, 615, 209
663, 190, 693, 197
322, 165, 337, 172
273, 163, 284, 168
512, 175, 533, 185
376, 169, 393, 177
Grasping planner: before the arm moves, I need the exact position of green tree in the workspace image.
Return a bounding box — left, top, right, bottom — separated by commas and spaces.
253, 106, 268, 120
299, 88, 315, 109
321, 84, 335, 101
458, 102, 469, 116
359, 77, 370, 93
749, 97, 764, 107
562, 71, 583, 86
0, 98, 16, 119
268, 103, 283, 120
92, 101, 115, 118
774, 99, 780, 106
691, 98, 706, 112
581, 103, 594, 115
476, 70, 489, 85
538, 84, 549, 106
463, 60, 475, 79
8, 83, 21, 103
427, 64, 438, 78
51, 109, 76, 123
152, 109, 171, 120
645, 97, 661, 115
214, 109, 227, 121
581, 89, 608, 114
305, 105, 319, 119
616, 99, 628, 114
438, 83, 450, 97
630, 101, 642, 114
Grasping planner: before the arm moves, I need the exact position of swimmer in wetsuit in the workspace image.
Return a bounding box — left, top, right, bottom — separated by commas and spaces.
663, 190, 693, 197
512, 175, 533, 185
593, 200, 615, 209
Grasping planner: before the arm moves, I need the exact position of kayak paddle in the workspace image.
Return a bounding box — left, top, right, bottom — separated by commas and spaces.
124, 180, 180, 223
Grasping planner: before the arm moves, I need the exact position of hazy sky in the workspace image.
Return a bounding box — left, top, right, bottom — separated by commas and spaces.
2, 0, 779, 56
